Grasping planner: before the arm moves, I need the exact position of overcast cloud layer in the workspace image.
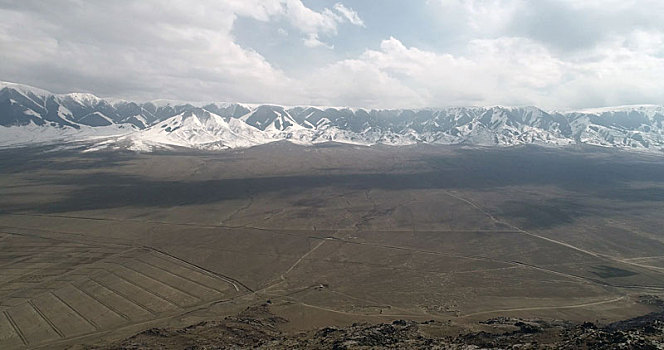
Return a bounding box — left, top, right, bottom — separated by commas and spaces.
1, 0, 663, 109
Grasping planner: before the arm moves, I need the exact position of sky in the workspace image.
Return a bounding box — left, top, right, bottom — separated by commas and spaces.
1, 0, 663, 109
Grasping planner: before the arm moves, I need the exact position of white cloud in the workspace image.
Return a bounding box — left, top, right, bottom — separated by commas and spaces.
281, 0, 340, 36
281, 1, 364, 48
333, 3, 365, 27
303, 33, 334, 49
0, 0, 364, 103
1, 1, 662, 109
308, 35, 664, 109
432, 0, 664, 52
277, 28, 289, 37
552, 31, 664, 108
306, 58, 424, 108
435, 0, 522, 35
0, 1, 296, 103
308, 36, 565, 108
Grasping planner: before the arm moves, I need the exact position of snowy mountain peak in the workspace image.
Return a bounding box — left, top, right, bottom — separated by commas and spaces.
241, 105, 301, 132
1, 82, 663, 153
63, 92, 102, 106
0, 81, 53, 98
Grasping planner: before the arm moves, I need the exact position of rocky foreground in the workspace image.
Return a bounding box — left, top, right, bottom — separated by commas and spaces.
88, 303, 664, 350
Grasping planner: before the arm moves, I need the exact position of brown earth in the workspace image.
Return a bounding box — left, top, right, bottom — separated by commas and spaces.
0, 143, 663, 348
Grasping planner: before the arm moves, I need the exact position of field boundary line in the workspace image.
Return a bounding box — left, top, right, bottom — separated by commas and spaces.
147, 247, 251, 292
69, 284, 130, 320
49, 291, 99, 330
28, 300, 64, 338
133, 258, 226, 294
107, 262, 202, 303
3, 310, 27, 346
101, 271, 182, 310
86, 278, 158, 315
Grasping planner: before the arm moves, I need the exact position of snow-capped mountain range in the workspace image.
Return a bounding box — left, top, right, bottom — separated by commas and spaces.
1, 81, 664, 152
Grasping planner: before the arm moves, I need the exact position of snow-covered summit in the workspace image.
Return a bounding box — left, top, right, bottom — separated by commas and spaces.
1, 82, 663, 152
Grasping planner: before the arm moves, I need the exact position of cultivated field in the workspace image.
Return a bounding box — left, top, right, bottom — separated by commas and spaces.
0, 231, 246, 348
0, 143, 663, 348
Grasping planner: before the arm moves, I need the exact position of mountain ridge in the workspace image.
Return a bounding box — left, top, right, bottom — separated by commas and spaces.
1, 81, 663, 152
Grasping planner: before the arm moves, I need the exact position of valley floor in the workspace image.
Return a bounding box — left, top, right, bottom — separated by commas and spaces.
0, 143, 663, 348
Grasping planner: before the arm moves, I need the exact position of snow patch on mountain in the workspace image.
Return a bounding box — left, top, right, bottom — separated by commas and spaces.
98, 108, 275, 151
1, 81, 664, 153
0, 122, 136, 148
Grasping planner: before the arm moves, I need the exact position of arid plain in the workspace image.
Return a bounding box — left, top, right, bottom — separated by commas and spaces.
1, 142, 663, 348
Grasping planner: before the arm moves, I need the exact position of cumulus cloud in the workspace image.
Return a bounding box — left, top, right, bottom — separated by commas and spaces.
281, 0, 340, 37
300, 0, 664, 108
270, 0, 366, 48
308, 35, 664, 109
303, 33, 334, 49
433, 0, 664, 52
0, 0, 363, 103
436, 0, 520, 35
306, 57, 425, 108
308, 36, 564, 108
333, 3, 366, 27
0, 1, 662, 109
